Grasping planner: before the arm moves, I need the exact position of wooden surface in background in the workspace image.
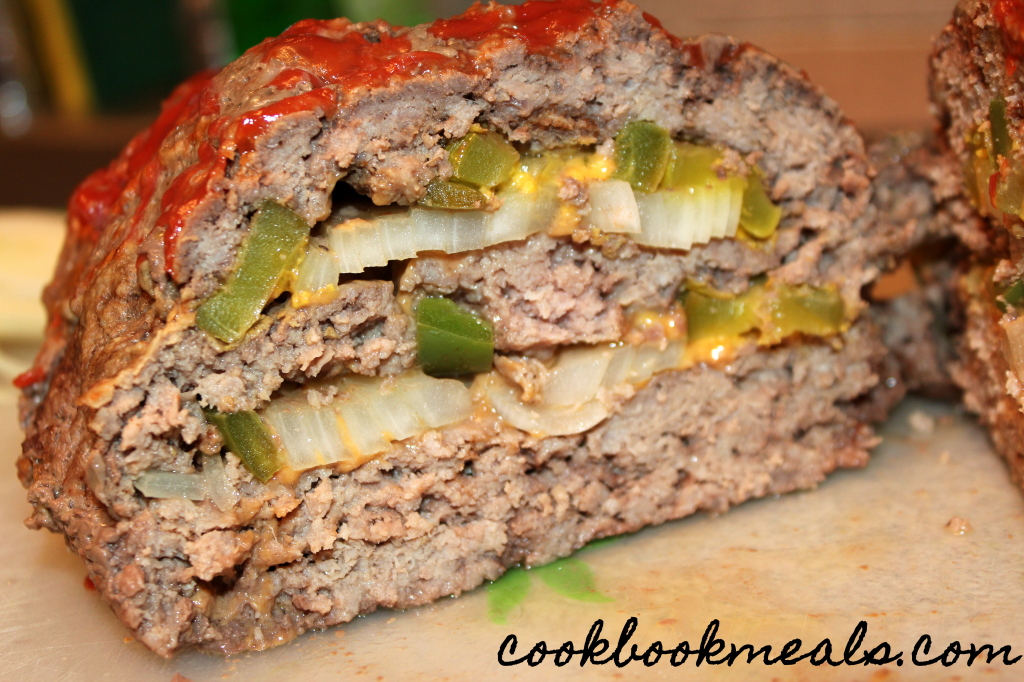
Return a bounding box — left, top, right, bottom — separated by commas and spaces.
637, 0, 953, 131
0, 0, 957, 207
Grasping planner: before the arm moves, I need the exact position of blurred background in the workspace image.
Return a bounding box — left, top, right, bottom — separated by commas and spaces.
0, 0, 955, 208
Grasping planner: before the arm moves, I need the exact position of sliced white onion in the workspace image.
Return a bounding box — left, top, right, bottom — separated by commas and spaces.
135, 471, 206, 501
483, 340, 687, 438
262, 370, 473, 471
294, 241, 338, 293
292, 191, 558, 287
542, 345, 614, 406
202, 453, 239, 512
632, 179, 745, 250
483, 374, 610, 437
587, 180, 641, 234
292, 171, 748, 290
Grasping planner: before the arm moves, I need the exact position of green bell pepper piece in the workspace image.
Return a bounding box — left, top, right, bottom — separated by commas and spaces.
683, 289, 759, 341
612, 120, 672, 193
662, 143, 722, 191
417, 297, 494, 376
447, 130, 520, 188
991, 98, 1012, 161
196, 201, 310, 344
739, 169, 782, 239
761, 284, 844, 344
204, 408, 282, 482
420, 178, 488, 210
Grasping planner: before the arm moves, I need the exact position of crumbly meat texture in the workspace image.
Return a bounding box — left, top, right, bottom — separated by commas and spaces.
18, 0, 911, 657
864, 131, 966, 398
87, 320, 899, 655
930, 1, 1024, 475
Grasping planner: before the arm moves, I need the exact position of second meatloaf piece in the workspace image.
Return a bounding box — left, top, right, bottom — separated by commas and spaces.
931, 0, 1024, 485
19, 0, 911, 656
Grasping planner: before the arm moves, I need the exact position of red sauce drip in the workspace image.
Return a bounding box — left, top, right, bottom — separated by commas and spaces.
995, 0, 1024, 77
430, 0, 607, 48
237, 88, 336, 154
13, 364, 46, 390
83, 576, 97, 591
159, 115, 233, 273
679, 43, 705, 69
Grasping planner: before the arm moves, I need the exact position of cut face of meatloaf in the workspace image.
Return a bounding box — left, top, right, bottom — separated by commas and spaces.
930, 0, 1024, 485
18, 0, 912, 657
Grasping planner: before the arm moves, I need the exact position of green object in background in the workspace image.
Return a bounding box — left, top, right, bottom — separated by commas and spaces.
486, 546, 615, 625
227, 0, 434, 56
66, 0, 188, 111
227, 0, 335, 56
334, 0, 431, 26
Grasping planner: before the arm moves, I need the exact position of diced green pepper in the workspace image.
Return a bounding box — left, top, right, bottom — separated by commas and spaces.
196, 201, 310, 344
739, 169, 782, 239
662, 143, 723, 192
447, 130, 520, 188
683, 289, 759, 341
991, 98, 1012, 161
417, 297, 494, 376
1007, 279, 1024, 308
761, 284, 844, 344
682, 280, 844, 345
420, 179, 488, 210
612, 120, 672, 193
204, 408, 282, 482
998, 278, 1024, 313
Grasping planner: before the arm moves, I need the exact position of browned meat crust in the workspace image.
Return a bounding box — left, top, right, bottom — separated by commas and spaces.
18, 0, 914, 656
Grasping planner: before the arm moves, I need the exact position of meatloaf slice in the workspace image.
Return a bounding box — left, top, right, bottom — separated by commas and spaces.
930, 0, 1024, 485
19, 0, 913, 656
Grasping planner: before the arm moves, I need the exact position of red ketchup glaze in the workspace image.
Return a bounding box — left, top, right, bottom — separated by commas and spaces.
67, 71, 215, 244
236, 87, 336, 154
994, 0, 1024, 77
13, 364, 46, 390
253, 32, 460, 91
430, 0, 609, 48
640, 11, 683, 50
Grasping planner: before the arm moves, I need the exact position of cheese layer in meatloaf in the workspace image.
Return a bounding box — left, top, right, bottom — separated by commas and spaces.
19, 0, 916, 656
931, 0, 1024, 485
